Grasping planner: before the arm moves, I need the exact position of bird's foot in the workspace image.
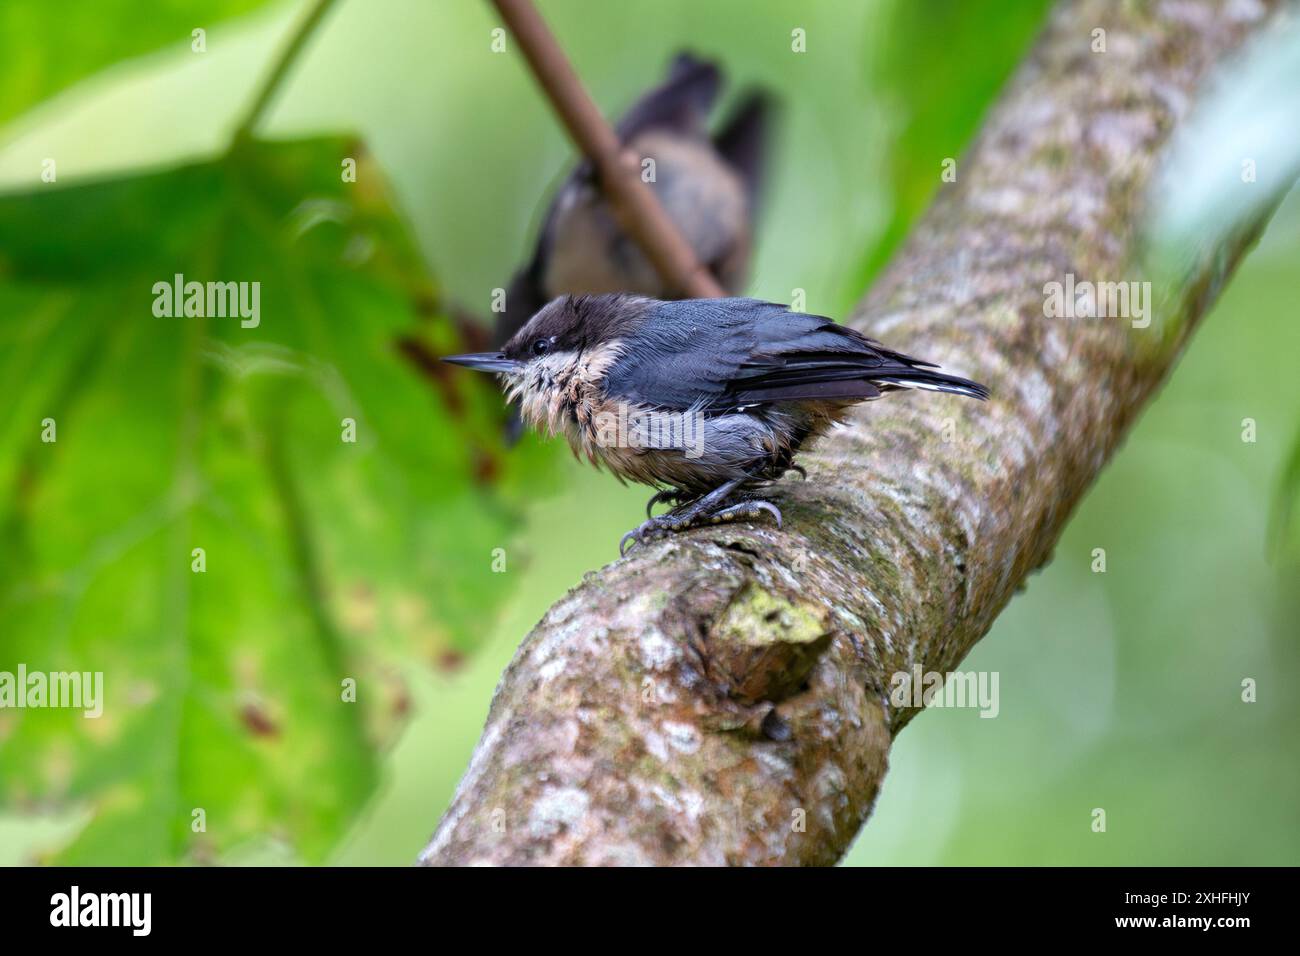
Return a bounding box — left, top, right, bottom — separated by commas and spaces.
620, 496, 782, 555
783, 464, 807, 481
619, 512, 693, 556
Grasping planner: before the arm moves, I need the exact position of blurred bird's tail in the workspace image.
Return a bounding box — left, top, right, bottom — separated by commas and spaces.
615, 52, 721, 141
715, 89, 777, 210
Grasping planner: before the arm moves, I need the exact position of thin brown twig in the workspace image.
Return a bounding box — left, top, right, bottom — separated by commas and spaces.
490, 0, 725, 299
232, 0, 338, 144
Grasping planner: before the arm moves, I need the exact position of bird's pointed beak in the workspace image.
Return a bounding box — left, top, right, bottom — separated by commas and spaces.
441, 352, 523, 374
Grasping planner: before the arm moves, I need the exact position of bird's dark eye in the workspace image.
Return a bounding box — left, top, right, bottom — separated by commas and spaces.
532, 338, 551, 356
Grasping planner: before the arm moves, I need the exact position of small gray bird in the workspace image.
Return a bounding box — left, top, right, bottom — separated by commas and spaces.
494, 52, 773, 349
447, 295, 989, 554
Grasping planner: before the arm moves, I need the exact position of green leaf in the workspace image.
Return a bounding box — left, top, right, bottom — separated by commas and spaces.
1147, 18, 1300, 256
0, 0, 273, 125
1141, 18, 1300, 347
1271, 422, 1300, 563
0, 137, 530, 863
855, 0, 1052, 285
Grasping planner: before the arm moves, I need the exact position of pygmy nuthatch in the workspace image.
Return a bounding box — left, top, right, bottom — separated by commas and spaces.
447, 295, 989, 553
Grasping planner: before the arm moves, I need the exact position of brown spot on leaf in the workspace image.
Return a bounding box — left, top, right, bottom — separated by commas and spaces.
240, 703, 279, 738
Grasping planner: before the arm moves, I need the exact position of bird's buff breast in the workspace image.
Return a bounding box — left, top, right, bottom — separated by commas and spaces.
505, 344, 701, 487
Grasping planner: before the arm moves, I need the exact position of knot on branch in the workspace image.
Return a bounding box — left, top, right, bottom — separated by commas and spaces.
704, 582, 833, 705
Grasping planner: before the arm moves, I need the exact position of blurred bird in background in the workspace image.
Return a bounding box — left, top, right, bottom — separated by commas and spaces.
493, 50, 775, 358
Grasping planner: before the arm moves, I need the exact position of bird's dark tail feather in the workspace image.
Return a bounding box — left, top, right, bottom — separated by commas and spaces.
872, 368, 990, 401
615, 52, 721, 141
715, 89, 776, 209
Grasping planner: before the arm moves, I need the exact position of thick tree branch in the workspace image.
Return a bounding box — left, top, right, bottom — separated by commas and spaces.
490, 0, 725, 298
422, 0, 1288, 865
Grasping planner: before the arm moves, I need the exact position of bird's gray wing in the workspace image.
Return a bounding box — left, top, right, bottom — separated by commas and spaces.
602, 298, 937, 411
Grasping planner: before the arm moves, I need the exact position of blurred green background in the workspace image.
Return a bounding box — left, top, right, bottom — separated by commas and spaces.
0, 0, 1296, 865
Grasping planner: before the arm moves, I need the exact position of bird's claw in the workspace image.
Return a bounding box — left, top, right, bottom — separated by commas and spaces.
620, 513, 686, 555
619, 498, 783, 555
708, 499, 783, 528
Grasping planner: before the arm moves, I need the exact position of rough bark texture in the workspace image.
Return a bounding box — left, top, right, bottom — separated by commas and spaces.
421, 0, 1287, 866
